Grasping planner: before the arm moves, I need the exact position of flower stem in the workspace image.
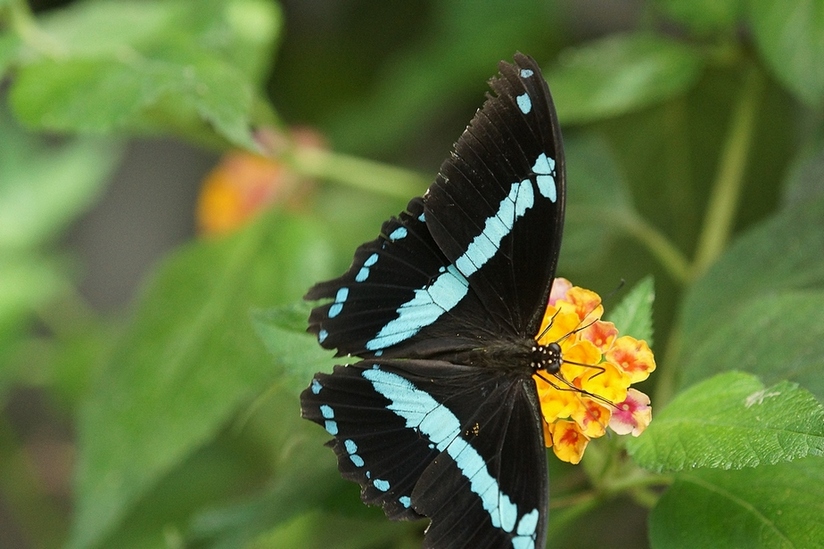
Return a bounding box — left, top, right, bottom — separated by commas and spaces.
285, 146, 428, 201
691, 65, 764, 278
573, 206, 691, 285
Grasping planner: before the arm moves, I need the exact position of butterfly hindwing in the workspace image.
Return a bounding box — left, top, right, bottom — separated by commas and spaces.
301, 359, 547, 548
412, 376, 548, 549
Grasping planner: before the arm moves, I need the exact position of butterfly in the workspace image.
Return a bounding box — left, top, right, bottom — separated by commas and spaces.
301, 53, 565, 549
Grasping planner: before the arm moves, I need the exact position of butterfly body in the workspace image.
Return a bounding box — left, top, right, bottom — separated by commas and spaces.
301, 53, 565, 549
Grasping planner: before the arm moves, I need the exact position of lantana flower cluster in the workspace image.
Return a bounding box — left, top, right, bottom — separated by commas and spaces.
534, 278, 655, 464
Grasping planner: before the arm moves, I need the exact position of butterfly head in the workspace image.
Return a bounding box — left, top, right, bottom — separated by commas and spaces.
530, 342, 562, 374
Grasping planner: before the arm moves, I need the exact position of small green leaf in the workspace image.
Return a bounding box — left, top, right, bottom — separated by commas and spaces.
549, 33, 705, 124
607, 276, 655, 345
628, 372, 824, 471
251, 304, 338, 396
69, 212, 330, 549
680, 291, 824, 401
650, 456, 824, 548
749, 0, 824, 108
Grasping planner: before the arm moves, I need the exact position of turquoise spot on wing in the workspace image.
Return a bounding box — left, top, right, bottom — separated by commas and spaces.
344, 439, 365, 467
399, 495, 411, 508
311, 379, 322, 394
355, 253, 379, 282
520, 68, 534, 78
517, 93, 532, 114
328, 287, 349, 318
373, 479, 390, 491
532, 153, 557, 202
389, 227, 407, 241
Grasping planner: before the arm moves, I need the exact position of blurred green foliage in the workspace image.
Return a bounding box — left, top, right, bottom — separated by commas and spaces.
1, 0, 823, 548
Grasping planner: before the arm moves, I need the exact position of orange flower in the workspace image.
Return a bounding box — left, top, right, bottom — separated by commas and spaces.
549, 421, 589, 465
533, 278, 655, 464
196, 127, 322, 235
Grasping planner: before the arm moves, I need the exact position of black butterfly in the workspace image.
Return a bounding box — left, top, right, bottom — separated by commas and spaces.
301, 53, 565, 549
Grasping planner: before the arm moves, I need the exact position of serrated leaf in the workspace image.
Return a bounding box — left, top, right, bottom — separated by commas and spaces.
650, 456, 824, 548
9, 0, 281, 149
680, 291, 824, 401
749, 0, 824, 108
69, 212, 331, 549
549, 33, 705, 124
628, 372, 824, 472
11, 55, 256, 149
607, 276, 655, 345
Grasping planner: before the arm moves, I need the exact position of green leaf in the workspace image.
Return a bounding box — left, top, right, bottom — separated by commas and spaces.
782, 141, 824, 208
0, 113, 119, 249
68, 212, 332, 549
749, 0, 824, 108
9, 0, 281, 148
650, 456, 824, 548
654, 0, 743, 35
325, 0, 560, 156
563, 133, 635, 269
678, 197, 824, 386
548, 33, 705, 124
251, 304, 338, 396
251, 511, 407, 549
628, 372, 824, 472
606, 276, 655, 345
680, 291, 824, 401
0, 31, 20, 77
11, 55, 256, 149
0, 253, 66, 337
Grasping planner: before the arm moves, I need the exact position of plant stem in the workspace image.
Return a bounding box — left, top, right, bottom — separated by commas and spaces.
573, 206, 691, 285
285, 146, 428, 201
691, 66, 764, 278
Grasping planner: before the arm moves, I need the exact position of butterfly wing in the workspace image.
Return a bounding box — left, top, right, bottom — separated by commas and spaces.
424, 52, 565, 337
306, 53, 565, 358
306, 198, 498, 360
301, 360, 547, 549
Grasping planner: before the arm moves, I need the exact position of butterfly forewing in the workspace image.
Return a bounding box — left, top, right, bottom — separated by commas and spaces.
424, 53, 565, 337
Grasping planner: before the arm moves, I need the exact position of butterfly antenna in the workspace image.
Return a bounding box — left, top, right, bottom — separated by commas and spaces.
536, 308, 562, 341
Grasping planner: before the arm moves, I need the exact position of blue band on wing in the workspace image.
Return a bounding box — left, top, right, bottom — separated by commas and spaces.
365, 156, 553, 352
362, 367, 539, 547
